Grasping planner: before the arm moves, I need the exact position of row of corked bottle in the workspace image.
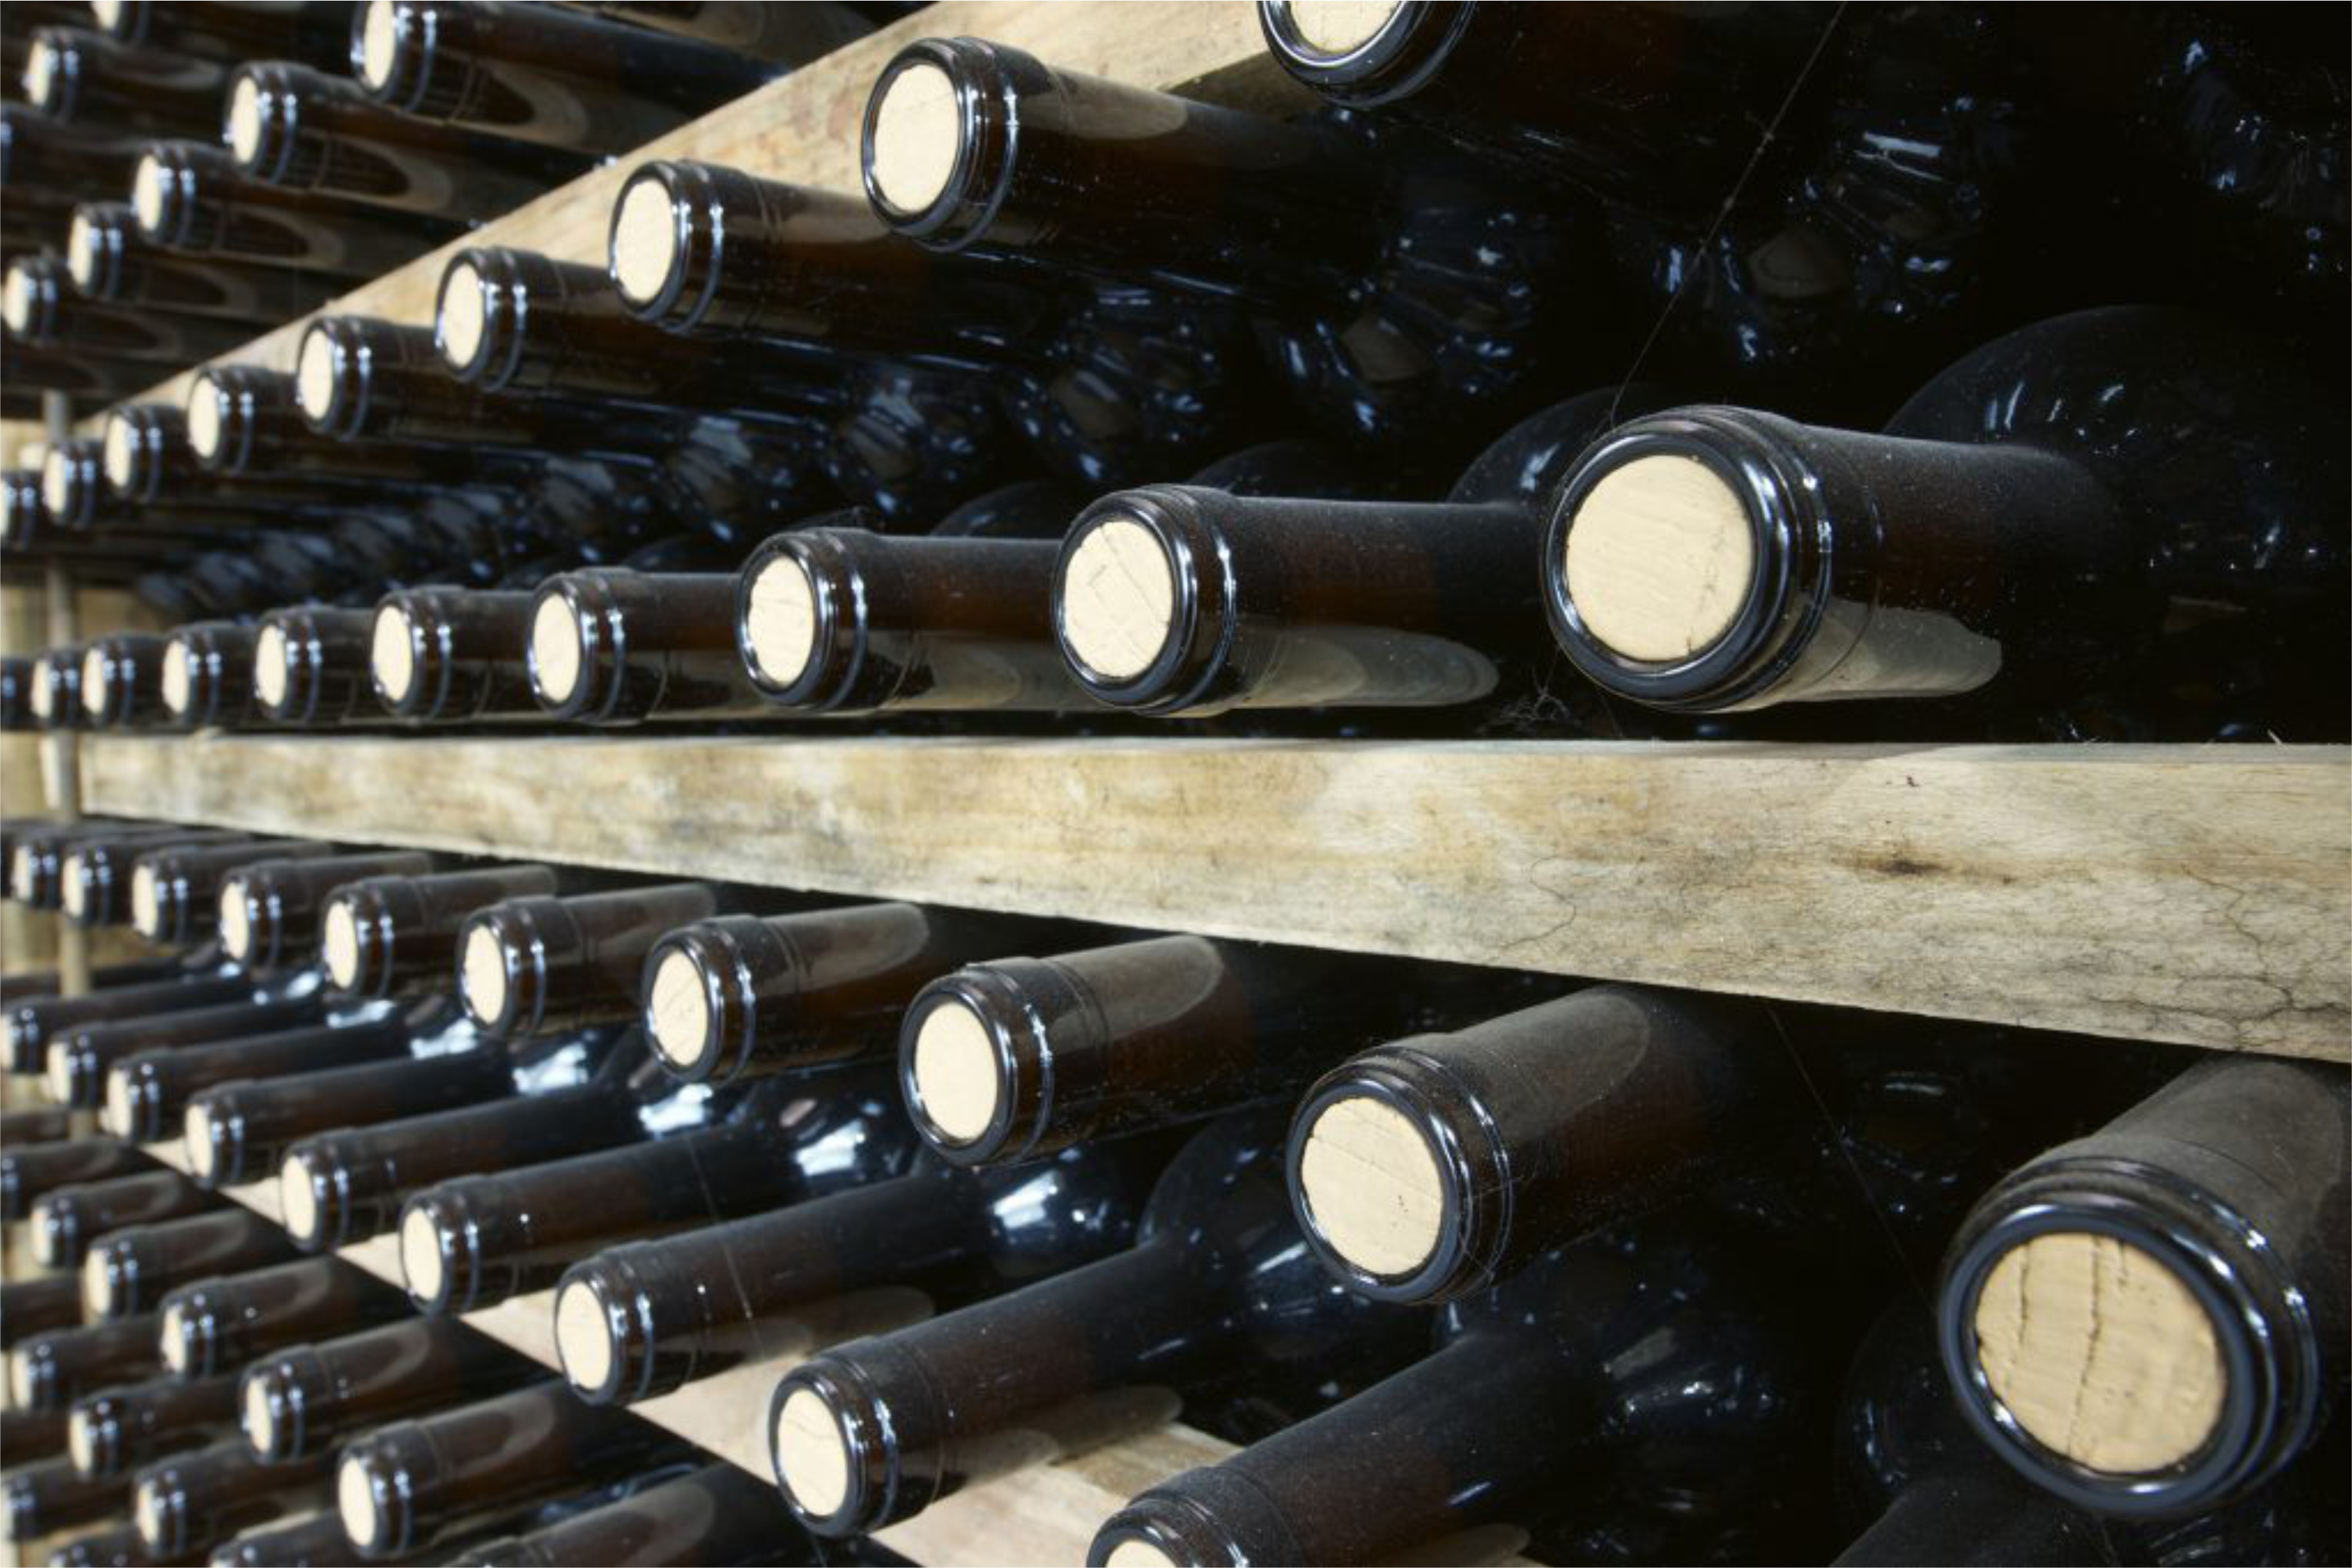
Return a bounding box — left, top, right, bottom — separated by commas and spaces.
5, 0, 871, 407
4, 818, 2346, 1563
8, 302, 2347, 745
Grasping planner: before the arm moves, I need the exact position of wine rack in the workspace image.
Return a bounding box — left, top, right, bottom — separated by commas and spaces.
4, 3, 2346, 1567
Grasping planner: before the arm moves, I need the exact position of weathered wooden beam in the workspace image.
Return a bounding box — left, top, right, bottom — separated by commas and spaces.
84, 735, 2352, 1059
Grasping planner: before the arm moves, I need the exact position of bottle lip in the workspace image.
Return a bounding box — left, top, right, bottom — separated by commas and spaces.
1937, 1172, 2311, 1518
396, 1195, 464, 1313
434, 248, 531, 390
225, 66, 295, 181
24, 33, 80, 121
131, 149, 189, 245
67, 208, 125, 304
64, 1401, 114, 1478
895, 973, 1041, 1166
367, 598, 429, 717
293, 321, 363, 437
238, 1360, 303, 1461
1054, 488, 1226, 715
550, 1269, 635, 1403
458, 906, 538, 1036
735, 531, 858, 709
1284, 1052, 1493, 1304
352, 0, 442, 113
277, 1145, 338, 1250
767, 1363, 891, 1536
638, 926, 741, 1083
98, 409, 153, 502
156, 1290, 205, 1376
607, 161, 709, 328
1255, 0, 1468, 106
40, 444, 95, 527
523, 575, 610, 721
338, 1446, 410, 1559
133, 1472, 184, 1555
320, 887, 385, 996
1090, 1492, 1240, 1567
859, 38, 1010, 249
1541, 412, 1824, 713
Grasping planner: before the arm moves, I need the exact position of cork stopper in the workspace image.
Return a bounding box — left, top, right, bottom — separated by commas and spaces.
528, 594, 583, 705
610, 176, 678, 305
774, 1387, 853, 1517
742, 552, 819, 687
59, 853, 89, 916
294, 328, 338, 423
242, 1376, 275, 1453
357, 0, 398, 90
1294, 1095, 1444, 1278
1060, 516, 1177, 681
644, 948, 709, 1069
1971, 1231, 2227, 1474
1, 265, 33, 335
101, 415, 137, 492
1104, 1541, 1181, 1567
66, 212, 99, 292
80, 1247, 113, 1318
184, 381, 224, 461
460, 923, 508, 1027
1285, 0, 1406, 51
129, 862, 160, 934
66, 1409, 96, 1474
102, 1068, 132, 1138
1561, 455, 1756, 664
437, 257, 487, 370
908, 999, 998, 1144
133, 1480, 166, 1550
321, 898, 362, 990
338, 1455, 382, 1551
23, 39, 59, 110
867, 61, 959, 212
553, 1279, 613, 1393
184, 1103, 216, 1179
158, 1301, 187, 1373
7, 1349, 33, 1407
227, 75, 265, 165
218, 875, 253, 960
370, 605, 416, 706
28, 661, 53, 722
78, 648, 107, 717
44, 1043, 76, 1104
398, 1208, 443, 1303
252, 624, 291, 709
40, 449, 74, 520
279, 1150, 321, 1242
92, 0, 124, 30
132, 155, 167, 233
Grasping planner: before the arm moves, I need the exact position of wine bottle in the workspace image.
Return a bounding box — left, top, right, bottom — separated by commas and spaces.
899, 934, 1530, 1167
1282, 985, 1794, 1302
225, 62, 593, 220
157, 1258, 410, 1382
334, 1382, 695, 1560
444, 1462, 812, 1567
554, 1139, 1163, 1407
182, 1044, 536, 1189
83, 1209, 301, 1321
133, 140, 456, 279
363, 587, 550, 725
153, 624, 257, 733
1054, 389, 1668, 717
1542, 308, 2349, 737
522, 567, 775, 724
2, 1461, 125, 1544
50, 997, 332, 1111
1, 1407, 68, 1470
133, 1439, 332, 1559
102, 407, 365, 518
62, 830, 249, 928
398, 1074, 915, 1313
1254, 1, 1829, 204
94, 0, 349, 69
23, 27, 227, 142
768, 1111, 1422, 1535
352, 0, 774, 155
612, 154, 1258, 494
1939, 1055, 2349, 1518
4, 257, 256, 364
127, 840, 332, 948
106, 1013, 417, 1147
9, 963, 251, 1081
2, 1277, 86, 1348
238, 1317, 541, 1464
243, 606, 380, 730
11, 1316, 165, 1410
457, 884, 732, 1036
68, 1374, 239, 1479
68, 204, 340, 324
31, 1169, 210, 1268
1832, 1306, 2108, 1566
861, 35, 1584, 451
3, 1138, 151, 1222
275, 1047, 660, 1249
216, 852, 437, 969
1088, 1215, 1817, 1567
641, 902, 1090, 1086
9, 820, 157, 910
179, 363, 499, 494
321, 869, 561, 998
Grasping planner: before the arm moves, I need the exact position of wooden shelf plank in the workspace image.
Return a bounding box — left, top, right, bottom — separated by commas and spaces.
82, 734, 2352, 1060
135, 1139, 1231, 1567
78, 0, 1305, 431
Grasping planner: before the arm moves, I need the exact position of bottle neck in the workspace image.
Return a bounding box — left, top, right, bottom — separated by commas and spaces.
327, 865, 561, 995
245, 1315, 531, 1462
524, 570, 766, 724
459, 884, 722, 1036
